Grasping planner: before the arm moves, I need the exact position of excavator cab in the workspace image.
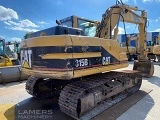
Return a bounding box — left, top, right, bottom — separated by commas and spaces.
15, 42, 20, 60
0, 39, 13, 67
0, 39, 6, 66
5, 41, 20, 65
60, 15, 98, 37
0, 39, 5, 56
146, 41, 154, 46
146, 41, 154, 56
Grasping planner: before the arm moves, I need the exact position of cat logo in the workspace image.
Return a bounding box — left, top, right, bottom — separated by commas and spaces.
102, 56, 111, 65
21, 50, 32, 68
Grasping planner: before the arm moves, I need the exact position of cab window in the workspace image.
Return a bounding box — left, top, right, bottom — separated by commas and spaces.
0, 40, 4, 55
61, 20, 72, 27
78, 19, 96, 37
146, 41, 154, 46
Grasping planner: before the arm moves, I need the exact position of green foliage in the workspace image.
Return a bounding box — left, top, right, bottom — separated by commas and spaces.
23, 32, 33, 39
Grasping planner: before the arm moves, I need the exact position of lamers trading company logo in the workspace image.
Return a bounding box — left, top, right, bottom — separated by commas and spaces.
17, 110, 53, 119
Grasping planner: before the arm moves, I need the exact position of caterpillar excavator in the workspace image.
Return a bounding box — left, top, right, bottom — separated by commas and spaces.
120, 35, 139, 61
132, 34, 160, 61
0, 38, 29, 84
149, 35, 160, 61
153, 35, 160, 61
120, 34, 160, 62
0, 39, 20, 67
21, 0, 154, 119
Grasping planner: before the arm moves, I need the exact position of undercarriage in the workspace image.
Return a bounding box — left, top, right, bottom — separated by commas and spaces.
25, 70, 142, 119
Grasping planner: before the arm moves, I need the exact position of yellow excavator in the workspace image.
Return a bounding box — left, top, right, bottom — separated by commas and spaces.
0, 38, 29, 84
120, 35, 139, 61
146, 40, 156, 61
129, 34, 160, 61
152, 35, 160, 61
0, 39, 20, 67
0, 38, 14, 67
21, 0, 154, 119
120, 34, 160, 62
153, 35, 160, 61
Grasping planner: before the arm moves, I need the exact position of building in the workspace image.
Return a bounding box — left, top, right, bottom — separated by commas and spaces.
117, 32, 160, 47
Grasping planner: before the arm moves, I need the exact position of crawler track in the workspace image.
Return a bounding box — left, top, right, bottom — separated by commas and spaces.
26, 76, 55, 99
25, 76, 39, 98
58, 70, 142, 119
26, 76, 71, 99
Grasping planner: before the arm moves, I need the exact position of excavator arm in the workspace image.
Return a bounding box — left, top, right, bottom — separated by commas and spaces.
95, 4, 144, 37
95, 1, 154, 77
96, 3, 147, 59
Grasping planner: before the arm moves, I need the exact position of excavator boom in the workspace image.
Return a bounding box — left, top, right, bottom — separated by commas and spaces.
95, 2, 153, 77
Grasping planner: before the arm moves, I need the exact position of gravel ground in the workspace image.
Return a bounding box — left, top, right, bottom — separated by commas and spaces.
0, 62, 160, 120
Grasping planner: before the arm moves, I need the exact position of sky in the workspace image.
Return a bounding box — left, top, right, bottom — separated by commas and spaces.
0, 0, 160, 42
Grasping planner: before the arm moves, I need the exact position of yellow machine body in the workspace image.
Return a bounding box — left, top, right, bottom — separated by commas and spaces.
0, 54, 13, 67
120, 46, 136, 54
153, 45, 160, 55
21, 35, 128, 80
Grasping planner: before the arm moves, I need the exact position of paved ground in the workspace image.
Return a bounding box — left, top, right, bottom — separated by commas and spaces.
0, 62, 160, 120
117, 63, 160, 120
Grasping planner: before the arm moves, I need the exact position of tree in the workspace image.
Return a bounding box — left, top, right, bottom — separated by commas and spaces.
23, 32, 33, 39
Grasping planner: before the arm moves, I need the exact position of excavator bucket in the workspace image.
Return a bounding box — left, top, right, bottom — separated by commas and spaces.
133, 60, 154, 78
